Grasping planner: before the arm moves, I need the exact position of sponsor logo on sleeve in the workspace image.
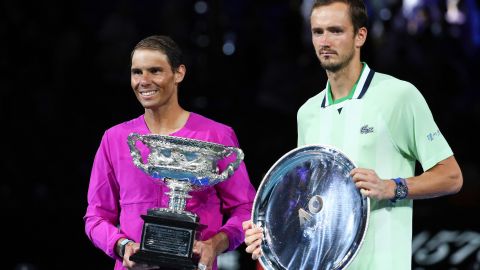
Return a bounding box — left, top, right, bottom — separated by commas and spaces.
427, 130, 442, 141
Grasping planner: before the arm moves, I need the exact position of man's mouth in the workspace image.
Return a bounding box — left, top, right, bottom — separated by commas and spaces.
139, 90, 158, 97
320, 51, 336, 56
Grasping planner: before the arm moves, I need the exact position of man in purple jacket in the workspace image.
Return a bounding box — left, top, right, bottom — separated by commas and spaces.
84, 35, 256, 270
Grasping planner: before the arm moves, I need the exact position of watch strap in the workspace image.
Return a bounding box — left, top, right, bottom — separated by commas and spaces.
390, 177, 408, 203
119, 238, 134, 258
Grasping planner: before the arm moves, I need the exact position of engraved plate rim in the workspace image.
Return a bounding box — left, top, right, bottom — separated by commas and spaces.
252, 144, 370, 270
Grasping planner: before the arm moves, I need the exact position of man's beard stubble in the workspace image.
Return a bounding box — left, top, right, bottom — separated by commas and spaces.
319, 48, 355, 73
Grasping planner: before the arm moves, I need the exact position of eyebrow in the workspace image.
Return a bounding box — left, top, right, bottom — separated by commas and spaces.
312, 25, 345, 31
327, 25, 344, 31
130, 66, 163, 71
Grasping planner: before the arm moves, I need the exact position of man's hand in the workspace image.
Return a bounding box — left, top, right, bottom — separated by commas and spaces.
193, 232, 229, 270
119, 241, 159, 270
193, 240, 215, 270
350, 168, 395, 200
242, 220, 263, 260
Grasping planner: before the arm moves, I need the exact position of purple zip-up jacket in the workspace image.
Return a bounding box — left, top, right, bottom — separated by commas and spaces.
84, 113, 256, 270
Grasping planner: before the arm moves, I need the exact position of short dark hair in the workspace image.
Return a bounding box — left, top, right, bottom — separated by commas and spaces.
311, 0, 368, 33
131, 35, 183, 71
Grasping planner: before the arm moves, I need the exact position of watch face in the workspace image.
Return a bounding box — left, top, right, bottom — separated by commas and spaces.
396, 185, 408, 199
395, 179, 408, 199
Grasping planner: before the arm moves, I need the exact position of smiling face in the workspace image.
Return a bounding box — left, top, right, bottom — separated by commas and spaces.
130, 49, 185, 111
310, 2, 366, 72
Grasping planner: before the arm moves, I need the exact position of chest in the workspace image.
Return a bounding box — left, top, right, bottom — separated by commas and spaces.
300, 101, 394, 163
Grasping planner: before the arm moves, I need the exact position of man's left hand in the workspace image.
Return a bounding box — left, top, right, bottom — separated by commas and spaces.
193, 239, 216, 270
192, 232, 229, 270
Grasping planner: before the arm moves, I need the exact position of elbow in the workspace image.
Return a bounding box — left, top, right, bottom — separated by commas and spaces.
442, 156, 463, 195
449, 169, 463, 195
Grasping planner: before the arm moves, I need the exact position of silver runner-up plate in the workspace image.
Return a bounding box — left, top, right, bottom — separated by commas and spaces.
252, 145, 369, 270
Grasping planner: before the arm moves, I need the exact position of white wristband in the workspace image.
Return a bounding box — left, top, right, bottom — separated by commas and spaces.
119, 239, 134, 258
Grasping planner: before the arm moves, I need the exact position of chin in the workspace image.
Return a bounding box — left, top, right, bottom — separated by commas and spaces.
321, 62, 342, 72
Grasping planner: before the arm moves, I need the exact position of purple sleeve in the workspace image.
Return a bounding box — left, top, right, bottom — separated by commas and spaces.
215, 127, 256, 251
84, 132, 126, 259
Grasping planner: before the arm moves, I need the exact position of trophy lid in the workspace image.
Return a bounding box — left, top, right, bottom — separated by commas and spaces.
252, 145, 369, 270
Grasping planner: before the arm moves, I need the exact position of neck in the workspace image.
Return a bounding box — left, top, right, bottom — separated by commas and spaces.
144, 104, 189, 135
326, 60, 363, 100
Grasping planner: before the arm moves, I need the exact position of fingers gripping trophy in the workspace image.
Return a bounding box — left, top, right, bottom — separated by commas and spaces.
127, 133, 244, 269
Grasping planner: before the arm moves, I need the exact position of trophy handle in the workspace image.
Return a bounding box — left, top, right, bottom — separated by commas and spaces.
127, 133, 149, 173
215, 146, 244, 182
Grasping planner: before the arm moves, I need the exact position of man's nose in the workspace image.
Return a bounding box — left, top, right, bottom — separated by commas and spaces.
319, 33, 331, 46
139, 74, 151, 85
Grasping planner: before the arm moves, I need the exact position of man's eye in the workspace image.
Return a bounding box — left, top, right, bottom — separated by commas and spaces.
131, 70, 142, 75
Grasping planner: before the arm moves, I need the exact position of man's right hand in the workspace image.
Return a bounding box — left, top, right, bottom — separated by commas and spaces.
121, 241, 159, 270
242, 220, 264, 260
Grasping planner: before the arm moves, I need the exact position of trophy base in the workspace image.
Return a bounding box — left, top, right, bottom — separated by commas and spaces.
130, 209, 206, 270
130, 250, 197, 270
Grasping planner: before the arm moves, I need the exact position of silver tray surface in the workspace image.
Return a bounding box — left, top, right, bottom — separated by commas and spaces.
253, 145, 369, 270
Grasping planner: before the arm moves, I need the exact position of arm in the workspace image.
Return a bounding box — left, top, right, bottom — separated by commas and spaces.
406, 155, 462, 199
193, 232, 230, 270
214, 127, 257, 251
352, 83, 463, 201
195, 232, 229, 255
191, 127, 256, 269
193, 161, 254, 269
214, 160, 256, 248
351, 155, 462, 201
84, 132, 127, 259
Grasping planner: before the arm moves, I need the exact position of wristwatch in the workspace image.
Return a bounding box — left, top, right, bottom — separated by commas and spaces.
118, 238, 134, 258
390, 177, 408, 203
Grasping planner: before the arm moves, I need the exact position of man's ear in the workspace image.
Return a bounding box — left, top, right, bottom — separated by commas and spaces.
174, 64, 186, 84
355, 27, 367, 48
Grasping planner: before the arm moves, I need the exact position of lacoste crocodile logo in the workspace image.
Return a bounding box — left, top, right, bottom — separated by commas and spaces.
360, 125, 374, 134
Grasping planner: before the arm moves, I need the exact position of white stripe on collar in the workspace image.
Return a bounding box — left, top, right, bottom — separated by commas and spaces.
323, 64, 373, 107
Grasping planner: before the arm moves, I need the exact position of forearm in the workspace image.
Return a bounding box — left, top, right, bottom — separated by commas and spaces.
405, 156, 462, 199
219, 203, 253, 251
215, 166, 255, 251
84, 213, 126, 258
207, 232, 229, 256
